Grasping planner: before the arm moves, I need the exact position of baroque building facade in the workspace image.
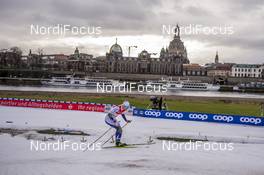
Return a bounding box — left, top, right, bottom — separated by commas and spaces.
105, 25, 189, 75
67, 47, 94, 73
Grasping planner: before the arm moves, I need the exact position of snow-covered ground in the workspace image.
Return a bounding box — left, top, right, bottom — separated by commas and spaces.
0, 106, 264, 175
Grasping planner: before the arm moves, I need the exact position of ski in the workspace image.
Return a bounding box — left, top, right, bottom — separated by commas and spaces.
125, 141, 156, 146
102, 141, 155, 149
102, 145, 137, 149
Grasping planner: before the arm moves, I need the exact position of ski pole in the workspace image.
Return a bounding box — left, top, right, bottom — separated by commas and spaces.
83, 127, 112, 152
101, 122, 129, 146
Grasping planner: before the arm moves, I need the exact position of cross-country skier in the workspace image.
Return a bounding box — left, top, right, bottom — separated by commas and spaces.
105, 101, 131, 146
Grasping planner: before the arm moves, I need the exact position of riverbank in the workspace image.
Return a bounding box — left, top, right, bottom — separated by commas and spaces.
0, 90, 262, 117
1, 76, 264, 93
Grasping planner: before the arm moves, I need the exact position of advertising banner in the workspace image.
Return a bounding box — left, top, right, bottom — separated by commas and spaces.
0, 98, 105, 112
133, 108, 264, 127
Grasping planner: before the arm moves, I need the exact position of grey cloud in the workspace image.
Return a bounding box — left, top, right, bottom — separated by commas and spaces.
0, 0, 263, 63
208, 37, 264, 50
185, 6, 212, 16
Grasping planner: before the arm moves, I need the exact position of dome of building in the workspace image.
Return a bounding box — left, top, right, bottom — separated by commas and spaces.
138, 50, 150, 60
168, 39, 185, 54
110, 43, 122, 53
139, 50, 148, 57
167, 25, 187, 57
109, 39, 123, 55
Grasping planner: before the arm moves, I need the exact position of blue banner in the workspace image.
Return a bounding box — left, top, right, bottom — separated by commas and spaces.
133, 108, 264, 127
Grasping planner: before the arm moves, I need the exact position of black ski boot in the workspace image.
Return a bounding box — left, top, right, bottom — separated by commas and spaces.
116, 141, 127, 147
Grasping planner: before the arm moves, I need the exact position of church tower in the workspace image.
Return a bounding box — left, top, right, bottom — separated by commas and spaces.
159, 24, 189, 75
215, 51, 219, 64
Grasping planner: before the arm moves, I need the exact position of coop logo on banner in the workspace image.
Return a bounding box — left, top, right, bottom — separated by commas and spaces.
213, 115, 234, 123
165, 112, 183, 119
189, 113, 208, 120
240, 117, 262, 125
144, 110, 161, 117
132, 108, 263, 127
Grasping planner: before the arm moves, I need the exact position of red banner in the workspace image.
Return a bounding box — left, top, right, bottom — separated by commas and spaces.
0, 98, 105, 112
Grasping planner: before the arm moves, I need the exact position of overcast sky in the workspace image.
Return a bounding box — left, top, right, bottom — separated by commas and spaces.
0, 0, 263, 64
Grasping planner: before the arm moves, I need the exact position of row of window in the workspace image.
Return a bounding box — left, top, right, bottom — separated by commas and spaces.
234, 73, 261, 78
234, 68, 261, 72
114, 64, 181, 74
184, 71, 206, 76
114, 57, 183, 62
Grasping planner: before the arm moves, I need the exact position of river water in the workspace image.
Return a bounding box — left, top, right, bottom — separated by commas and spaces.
0, 85, 263, 99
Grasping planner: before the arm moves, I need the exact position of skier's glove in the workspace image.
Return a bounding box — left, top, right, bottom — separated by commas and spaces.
126, 120, 132, 123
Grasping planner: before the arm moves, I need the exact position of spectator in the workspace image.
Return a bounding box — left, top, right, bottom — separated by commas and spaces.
260, 102, 264, 116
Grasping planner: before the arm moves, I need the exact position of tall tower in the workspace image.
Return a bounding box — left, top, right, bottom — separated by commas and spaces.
215, 51, 219, 64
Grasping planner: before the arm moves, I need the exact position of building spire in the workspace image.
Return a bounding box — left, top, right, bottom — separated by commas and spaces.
215, 51, 219, 64
177, 24, 180, 37
174, 24, 180, 39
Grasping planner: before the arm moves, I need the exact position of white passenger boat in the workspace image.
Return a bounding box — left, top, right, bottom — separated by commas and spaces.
147, 77, 220, 91
146, 79, 167, 87
167, 81, 220, 91
41, 76, 119, 87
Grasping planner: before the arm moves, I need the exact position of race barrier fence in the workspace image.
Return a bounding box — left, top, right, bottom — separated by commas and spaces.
1, 97, 263, 127
133, 108, 264, 127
